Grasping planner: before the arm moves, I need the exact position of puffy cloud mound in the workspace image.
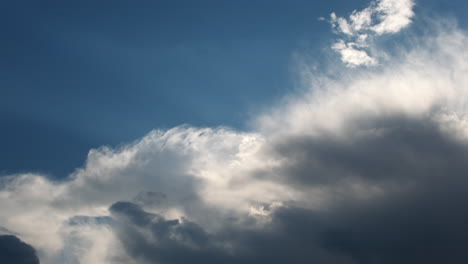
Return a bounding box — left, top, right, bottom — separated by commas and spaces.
3, 4, 468, 264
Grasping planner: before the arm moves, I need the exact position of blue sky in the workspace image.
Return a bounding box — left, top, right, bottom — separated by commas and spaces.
0, 0, 335, 176
2, 0, 468, 177
3, 1, 468, 263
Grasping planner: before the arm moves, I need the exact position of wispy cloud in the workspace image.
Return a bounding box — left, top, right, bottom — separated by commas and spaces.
329, 0, 415, 67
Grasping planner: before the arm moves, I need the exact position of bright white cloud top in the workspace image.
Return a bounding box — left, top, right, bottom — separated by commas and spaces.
3, 1, 468, 263
329, 0, 415, 67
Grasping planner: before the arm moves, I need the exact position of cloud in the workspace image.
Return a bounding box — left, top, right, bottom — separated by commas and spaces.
372, 0, 415, 34
2, 2, 468, 264
0, 235, 40, 264
331, 40, 377, 67
329, 0, 415, 67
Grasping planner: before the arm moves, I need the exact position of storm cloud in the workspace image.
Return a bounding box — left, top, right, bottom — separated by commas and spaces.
0, 235, 40, 264
2, 1, 468, 263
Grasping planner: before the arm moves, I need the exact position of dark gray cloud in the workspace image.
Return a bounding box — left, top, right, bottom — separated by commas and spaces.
271, 115, 468, 186
265, 115, 468, 263
109, 114, 468, 264
110, 201, 228, 264
132, 191, 169, 210
0, 235, 40, 264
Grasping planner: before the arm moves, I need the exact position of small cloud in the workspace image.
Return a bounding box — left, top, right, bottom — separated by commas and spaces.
332, 40, 377, 67
372, 0, 415, 34
327, 0, 415, 67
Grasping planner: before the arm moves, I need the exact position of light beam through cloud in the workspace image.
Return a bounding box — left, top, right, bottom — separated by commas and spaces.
2, 1, 468, 263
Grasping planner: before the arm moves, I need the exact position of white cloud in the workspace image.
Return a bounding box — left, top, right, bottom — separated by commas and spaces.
0, 127, 298, 263
332, 40, 377, 67
258, 28, 468, 137
372, 0, 415, 34
329, 0, 415, 67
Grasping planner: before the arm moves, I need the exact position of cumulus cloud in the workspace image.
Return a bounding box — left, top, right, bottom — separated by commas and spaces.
329, 0, 415, 66
2, 2, 468, 264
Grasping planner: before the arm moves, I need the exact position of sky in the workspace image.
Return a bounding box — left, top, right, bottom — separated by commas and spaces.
1, 0, 468, 177
2, 0, 468, 263
0, 0, 346, 177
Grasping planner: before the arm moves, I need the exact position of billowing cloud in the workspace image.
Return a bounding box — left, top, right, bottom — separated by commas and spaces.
2, 2, 468, 264
329, 0, 415, 66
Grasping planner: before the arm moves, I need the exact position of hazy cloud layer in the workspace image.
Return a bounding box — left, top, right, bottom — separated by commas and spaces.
2, 1, 468, 263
